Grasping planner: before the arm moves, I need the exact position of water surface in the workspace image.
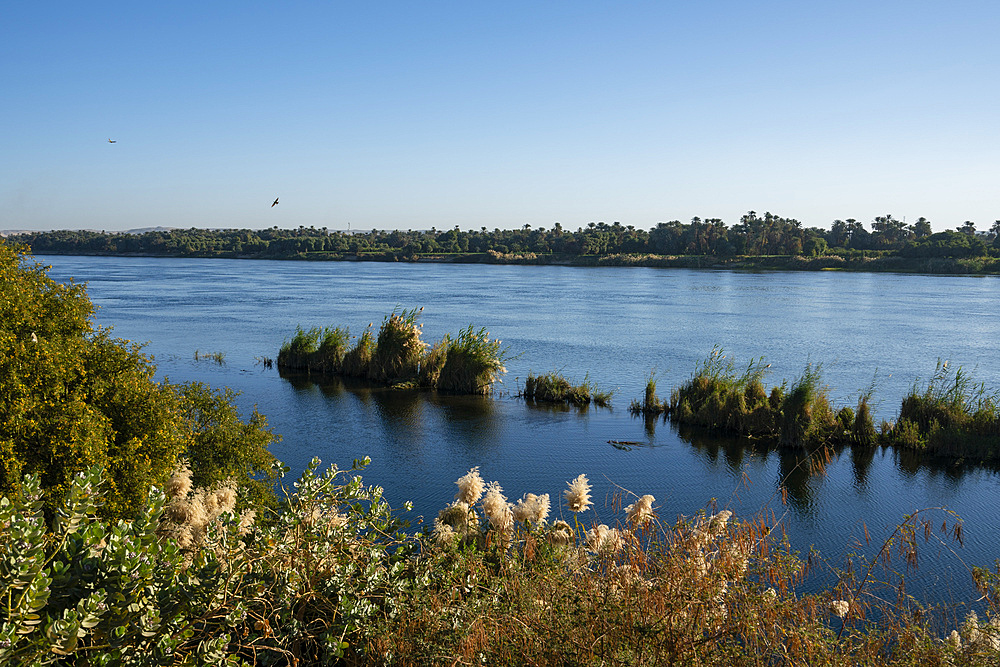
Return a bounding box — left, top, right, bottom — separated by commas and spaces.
41, 255, 1000, 606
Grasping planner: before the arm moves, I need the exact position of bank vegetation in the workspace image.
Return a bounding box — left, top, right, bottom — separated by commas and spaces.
12, 212, 1000, 275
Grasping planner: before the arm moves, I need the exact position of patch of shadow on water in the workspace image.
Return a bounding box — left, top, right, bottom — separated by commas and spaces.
277, 369, 502, 453
520, 398, 613, 415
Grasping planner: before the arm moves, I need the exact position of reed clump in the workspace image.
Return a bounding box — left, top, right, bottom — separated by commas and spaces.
521, 371, 613, 407
884, 360, 1000, 458
630, 371, 666, 415
438, 326, 507, 395
368, 307, 427, 384
277, 308, 509, 395
652, 350, 1000, 461
666, 348, 876, 449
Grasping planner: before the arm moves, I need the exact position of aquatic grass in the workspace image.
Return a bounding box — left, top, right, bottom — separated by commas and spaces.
521, 371, 613, 407
368, 307, 427, 384
417, 335, 449, 388
630, 371, 666, 416
276, 326, 351, 373
886, 361, 1000, 457
277, 325, 322, 370
277, 310, 510, 395
341, 327, 376, 378
669, 347, 780, 436
316, 326, 351, 373
438, 326, 508, 395
778, 363, 839, 447
193, 350, 226, 365
667, 349, 855, 448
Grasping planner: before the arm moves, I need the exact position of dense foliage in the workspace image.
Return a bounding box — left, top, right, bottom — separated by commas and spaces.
0, 242, 278, 519
3, 459, 1000, 665
12, 213, 1000, 263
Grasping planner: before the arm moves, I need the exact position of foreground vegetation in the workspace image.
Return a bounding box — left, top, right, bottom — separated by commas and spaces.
0, 242, 278, 520
13, 212, 1000, 274
276, 310, 507, 395
4, 459, 1000, 666
638, 348, 1000, 460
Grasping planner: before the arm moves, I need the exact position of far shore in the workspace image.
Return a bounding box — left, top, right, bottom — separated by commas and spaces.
25, 248, 1000, 276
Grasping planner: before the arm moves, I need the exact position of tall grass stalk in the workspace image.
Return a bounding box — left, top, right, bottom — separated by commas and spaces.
438, 326, 508, 395
886, 360, 1000, 457
341, 327, 376, 378
630, 370, 665, 415
369, 307, 427, 384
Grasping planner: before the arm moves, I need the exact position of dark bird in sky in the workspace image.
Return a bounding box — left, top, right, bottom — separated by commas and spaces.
271, 197, 279, 207
107, 138, 116, 143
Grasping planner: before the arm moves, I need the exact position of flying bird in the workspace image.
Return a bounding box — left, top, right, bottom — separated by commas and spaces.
107, 138, 116, 143
271, 197, 279, 207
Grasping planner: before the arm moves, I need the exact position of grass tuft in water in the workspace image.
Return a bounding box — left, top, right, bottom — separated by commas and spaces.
278, 310, 510, 395
341, 327, 376, 378
438, 326, 508, 395
193, 349, 227, 365
369, 307, 427, 384
521, 371, 613, 407
885, 360, 1000, 457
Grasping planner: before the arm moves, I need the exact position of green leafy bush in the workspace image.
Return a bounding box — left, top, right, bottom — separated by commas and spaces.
0, 242, 278, 520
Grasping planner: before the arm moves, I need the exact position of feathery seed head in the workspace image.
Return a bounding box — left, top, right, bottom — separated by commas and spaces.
586, 524, 623, 554
166, 462, 194, 500
482, 481, 513, 534
709, 510, 733, 535
829, 599, 850, 618
513, 492, 551, 527
547, 519, 575, 547
564, 474, 593, 513
625, 494, 655, 528
455, 466, 485, 505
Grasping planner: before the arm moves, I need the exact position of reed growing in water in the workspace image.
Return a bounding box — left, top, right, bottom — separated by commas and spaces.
658, 350, 1000, 460
341, 327, 375, 377
630, 371, 665, 415
521, 371, 613, 407
278, 309, 509, 395
438, 326, 507, 395
667, 347, 875, 449
884, 361, 1000, 458
368, 307, 427, 384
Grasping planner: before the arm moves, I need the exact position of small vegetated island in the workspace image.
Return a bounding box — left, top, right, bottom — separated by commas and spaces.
7, 238, 1000, 665
11, 211, 1000, 274
277, 308, 615, 407
276, 307, 507, 395
632, 348, 1000, 461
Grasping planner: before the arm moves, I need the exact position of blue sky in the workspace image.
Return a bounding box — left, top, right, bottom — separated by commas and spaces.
3, 1, 999, 233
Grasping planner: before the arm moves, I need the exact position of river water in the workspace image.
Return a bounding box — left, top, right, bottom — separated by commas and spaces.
40, 254, 1000, 608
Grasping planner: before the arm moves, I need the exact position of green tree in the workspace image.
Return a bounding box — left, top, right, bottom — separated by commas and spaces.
909, 217, 933, 239
0, 242, 277, 519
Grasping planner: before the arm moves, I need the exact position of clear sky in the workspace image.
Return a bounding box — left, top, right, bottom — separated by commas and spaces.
3, 1, 999, 233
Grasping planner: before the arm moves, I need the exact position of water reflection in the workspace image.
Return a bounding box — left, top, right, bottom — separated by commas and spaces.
850, 445, 876, 492
277, 369, 502, 455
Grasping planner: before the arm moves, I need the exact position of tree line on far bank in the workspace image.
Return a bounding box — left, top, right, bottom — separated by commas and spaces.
12, 212, 1000, 261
